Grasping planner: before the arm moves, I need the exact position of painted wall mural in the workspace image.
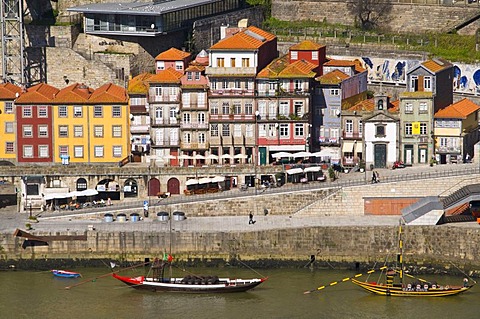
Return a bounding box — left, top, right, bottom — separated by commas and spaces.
330, 55, 480, 95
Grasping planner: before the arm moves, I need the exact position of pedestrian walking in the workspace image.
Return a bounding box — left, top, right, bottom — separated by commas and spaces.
249, 212, 256, 224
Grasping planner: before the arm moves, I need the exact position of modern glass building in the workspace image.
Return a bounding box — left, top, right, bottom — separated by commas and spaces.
68, 0, 245, 37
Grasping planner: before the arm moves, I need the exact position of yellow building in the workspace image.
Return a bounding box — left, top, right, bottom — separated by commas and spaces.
52, 83, 130, 163
0, 83, 21, 162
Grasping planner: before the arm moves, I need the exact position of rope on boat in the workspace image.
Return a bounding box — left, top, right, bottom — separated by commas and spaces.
449, 261, 477, 285
303, 266, 388, 294
236, 258, 266, 278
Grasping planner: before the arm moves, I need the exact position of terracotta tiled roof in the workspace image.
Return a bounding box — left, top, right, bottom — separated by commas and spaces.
257, 55, 290, 78
289, 40, 324, 51
155, 47, 191, 61
0, 82, 21, 100
209, 26, 275, 50
148, 68, 183, 84
277, 59, 318, 78
353, 59, 366, 73
400, 91, 434, 99
389, 100, 400, 113
15, 83, 59, 104
128, 73, 154, 94
434, 98, 480, 119
316, 69, 349, 84
422, 58, 452, 73
347, 99, 374, 112
53, 83, 93, 104
89, 83, 127, 104
185, 65, 204, 72
324, 58, 366, 73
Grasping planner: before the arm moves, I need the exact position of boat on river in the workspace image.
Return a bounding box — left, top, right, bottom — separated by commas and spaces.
113, 257, 267, 293
52, 270, 81, 278
350, 222, 475, 297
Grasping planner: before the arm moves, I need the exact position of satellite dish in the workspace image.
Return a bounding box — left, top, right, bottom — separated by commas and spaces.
335, 110, 341, 117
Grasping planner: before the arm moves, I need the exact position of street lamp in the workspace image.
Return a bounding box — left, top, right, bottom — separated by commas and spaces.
255, 110, 260, 196
28, 198, 32, 219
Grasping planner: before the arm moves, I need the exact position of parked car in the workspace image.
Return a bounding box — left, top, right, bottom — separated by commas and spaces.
392, 161, 405, 169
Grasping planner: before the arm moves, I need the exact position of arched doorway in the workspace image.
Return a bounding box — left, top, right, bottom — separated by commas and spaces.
148, 178, 160, 196
167, 177, 180, 195
76, 178, 87, 191
123, 178, 138, 198
96, 179, 120, 200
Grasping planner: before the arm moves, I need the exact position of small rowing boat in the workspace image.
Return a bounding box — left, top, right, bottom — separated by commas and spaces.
52, 269, 81, 278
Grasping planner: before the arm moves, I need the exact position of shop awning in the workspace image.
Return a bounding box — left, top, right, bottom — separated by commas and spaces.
286, 168, 304, 175
342, 141, 356, 153
185, 179, 199, 186
304, 166, 321, 173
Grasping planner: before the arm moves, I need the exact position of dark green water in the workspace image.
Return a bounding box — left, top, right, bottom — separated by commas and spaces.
0, 267, 478, 319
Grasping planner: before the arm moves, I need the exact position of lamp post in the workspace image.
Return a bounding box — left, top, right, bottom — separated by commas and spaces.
254, 110, 260, 196
28, 198, 32, 219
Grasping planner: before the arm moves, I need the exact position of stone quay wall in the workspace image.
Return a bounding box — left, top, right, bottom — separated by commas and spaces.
2, 225, 480, 269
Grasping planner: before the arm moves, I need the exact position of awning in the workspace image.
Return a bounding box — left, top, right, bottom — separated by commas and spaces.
286, 168, 304, 175
193, 154, 205, 160
272, 152, 293, 159
198, 177, 212, 184
185, 179, 199, 186
304, 166, 321, 172
311, 148, 340, 158
206, 154, 219, 160
269, 145, 305, 151
292, 151, 312, 158
233, 154, 248, 159
211, 176, 225, 183
342, 141, 356, 153
44, 193, 71, 200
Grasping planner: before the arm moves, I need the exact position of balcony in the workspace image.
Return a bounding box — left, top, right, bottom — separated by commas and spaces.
130, 125, 150, 133
205, 66, 256, 76
343, 132, 361, 139
180, 122, 209, 129
437, 146, 461, 154
180, 142, 209, 150
319, 137, 340, 146
148, 94, 180, 103
152, 139, 179, 147
152, 118, 179, 126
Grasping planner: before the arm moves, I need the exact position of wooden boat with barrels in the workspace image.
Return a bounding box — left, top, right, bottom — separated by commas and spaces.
113, 256, 267, 293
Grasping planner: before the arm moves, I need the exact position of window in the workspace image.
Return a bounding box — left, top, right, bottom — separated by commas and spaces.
199, 132, 205, 143
5, 142, 14, 153
187, 72, 192, 80
210, 79, 217, 90
112, 125, 122, 137
405, 103, 413, 113
59, 146, 68, 157
279, 101, 289, 116
294, 101, 304, 117
312, 51, 318, 60
59, 126, 68, 137
233, 102, 241, 115
420, 123, 427, 135
359, 121, 363, 135
295, 124, 304, 137
246, 124, 253, 137
376, 125, 385, 137
345, 120, 353, 133
424, 76, 432, 91
74, 146, 84, 158
112, 106, 121, 117
217, 58, 224, 67
155, 87, 162, 96
23, 145, 33, 158
245, 103, 253, 115
183, 113, 191, 123
23, 106, 32, 118
113, 146, 122, 157
410, 75, 418, 92
268, 102, 277, 117
279, 124, 289, 137
222, 102, 230, 115
74, 106, 82, 117
157, 61, 165, 70
419, 102, 428, 113
405, 123, 412, 135
259, 124, 267, 137
234, 124, 242, 137
222, 80, 228, 89
330, 89, 339, 96
175, 61, 183, 70
94, 146, 104, 157
210, 102, 219, 115
183, 133, 191, 143
291, 51, 298, 60
241, 58, 250, 67
198, 113, 205, 124
5, 122, 14, 133
440, 137, 448, 147
195, 72, 200, 81
4, 102, 13, 113
74, 125, 83, 137
377, 100, 384, 110
59, 105, 67, 117
294, 80, 302, 91
211, 124, 219, 137
222, 124, 230, 136
38, 125, 48, 137
230, 58, 236, 67
38, 145, 49, 158
234, 79, 241, 89
38, 106, 47, 118
94, 125, 103, 137
155, 107, 163, 119
23, 125, 33, 137
94, 105, 103, 117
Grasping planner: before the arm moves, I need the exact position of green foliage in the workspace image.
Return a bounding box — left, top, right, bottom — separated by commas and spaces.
328, 167, 336, 181
289, 113, 301, 120
246, 0, 272, 19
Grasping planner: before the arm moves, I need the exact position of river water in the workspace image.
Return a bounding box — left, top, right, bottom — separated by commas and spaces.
1, 267, 478, 319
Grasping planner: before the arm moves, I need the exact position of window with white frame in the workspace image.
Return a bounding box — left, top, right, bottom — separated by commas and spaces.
440, 137, 448, 147
187, 72, 192, 81
233, 101, 241, 115
258, 101, 266, 118
195, 72, 200, 80
198, 113, 205, 123
210, 79, 217, 90
420, 123, 427, 135
291, 51, 298, 60
38, 125, 48, 137
198, 92, 205, 106
4, 102, 13, 113
73, 125, 83, 137
112, 106, 121, 117
199, 132, 205, 143
246, 124, 253, 137
295, 124, 304, 137
211, 124, 218, 136
155, 107, 163, 119
182, 93, 190, 107
59, 105, 67, 117
157, 61, 165, 70
330, 128, 339, 140
222, 80, 228, 89
74, 146, 84, 158
241, 58, 250, 67
268, 124, 276, 137
175, 61, 183, 70
183, 132, 191, 143
424, 76, 432, 91
222, 102, 230, 115
154, 87, 162, 96
112, 125, 122, 137
183, 113, 191, 123
222, 124, 230, 136
330, 89, 339, 96
234, 79, 241, 89
312, 51, 318, 60
294, 101, 304, 117
59, 125, 68, 137
359, 121, 363, 135
268, 102, 277, 117
59, 146, 68, 157
23, 106, 32, 118
279, 101, 289, 116
259, 124, 267, 137
234, 124, 242, 137
279, 124, 289, 137
113, 146, 122, 157
345, 120, 353, 133
405, 103, 413, 113
294, 80, 302, 91
94, 146, 104, 157
210, 102, 219, 115
38, 145, 49, 158
74, 106, 83, 117
94, 105, 103, 117
410, 75, 418, 92
94, 125, 103, 137
23, 145, 33, 158
419, 102, 428, 113
5, 142, 14, 153
245, 102, 253, 115
5, 122, 14, 133
23, 125, 33, 137
38, 106, 48, 118
405, 123, 412, 135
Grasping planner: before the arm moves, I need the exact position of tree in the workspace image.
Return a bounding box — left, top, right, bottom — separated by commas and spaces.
348, 0, 392, 31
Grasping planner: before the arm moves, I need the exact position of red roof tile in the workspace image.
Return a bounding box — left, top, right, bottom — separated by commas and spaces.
422, 58, 452, 73
289, 40, 325, 51
15, 83, 59, 104
53, 83, 93, 104
209, 26, 275, 50
155, 47, 191, 61
278, 59, 318, 78
434, 98, 480, 119
0, 83, 22, 100
89, 83, 127, 104
316, 69, 349, 84
147, 68, 183, 84
128, 73, 154, 94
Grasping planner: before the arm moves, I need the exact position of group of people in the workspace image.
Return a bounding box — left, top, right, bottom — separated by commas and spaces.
371, 171, 380, 184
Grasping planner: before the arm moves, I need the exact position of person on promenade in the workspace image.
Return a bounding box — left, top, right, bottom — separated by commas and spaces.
107, 197, 112, 206
249, 212, 256, 224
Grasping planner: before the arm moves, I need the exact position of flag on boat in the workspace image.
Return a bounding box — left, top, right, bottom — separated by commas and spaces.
163, 253, 173, 262
110, 262, 117, 269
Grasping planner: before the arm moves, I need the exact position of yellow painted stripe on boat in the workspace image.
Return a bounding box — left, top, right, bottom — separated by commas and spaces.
367, 270, 375, 274
330, 282, 338, 286
342, 277, 350, 282
354, 274, 363, 278
317, 286, 325, 290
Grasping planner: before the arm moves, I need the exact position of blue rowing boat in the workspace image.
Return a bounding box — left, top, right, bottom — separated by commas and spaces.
52, 269, 81, 278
